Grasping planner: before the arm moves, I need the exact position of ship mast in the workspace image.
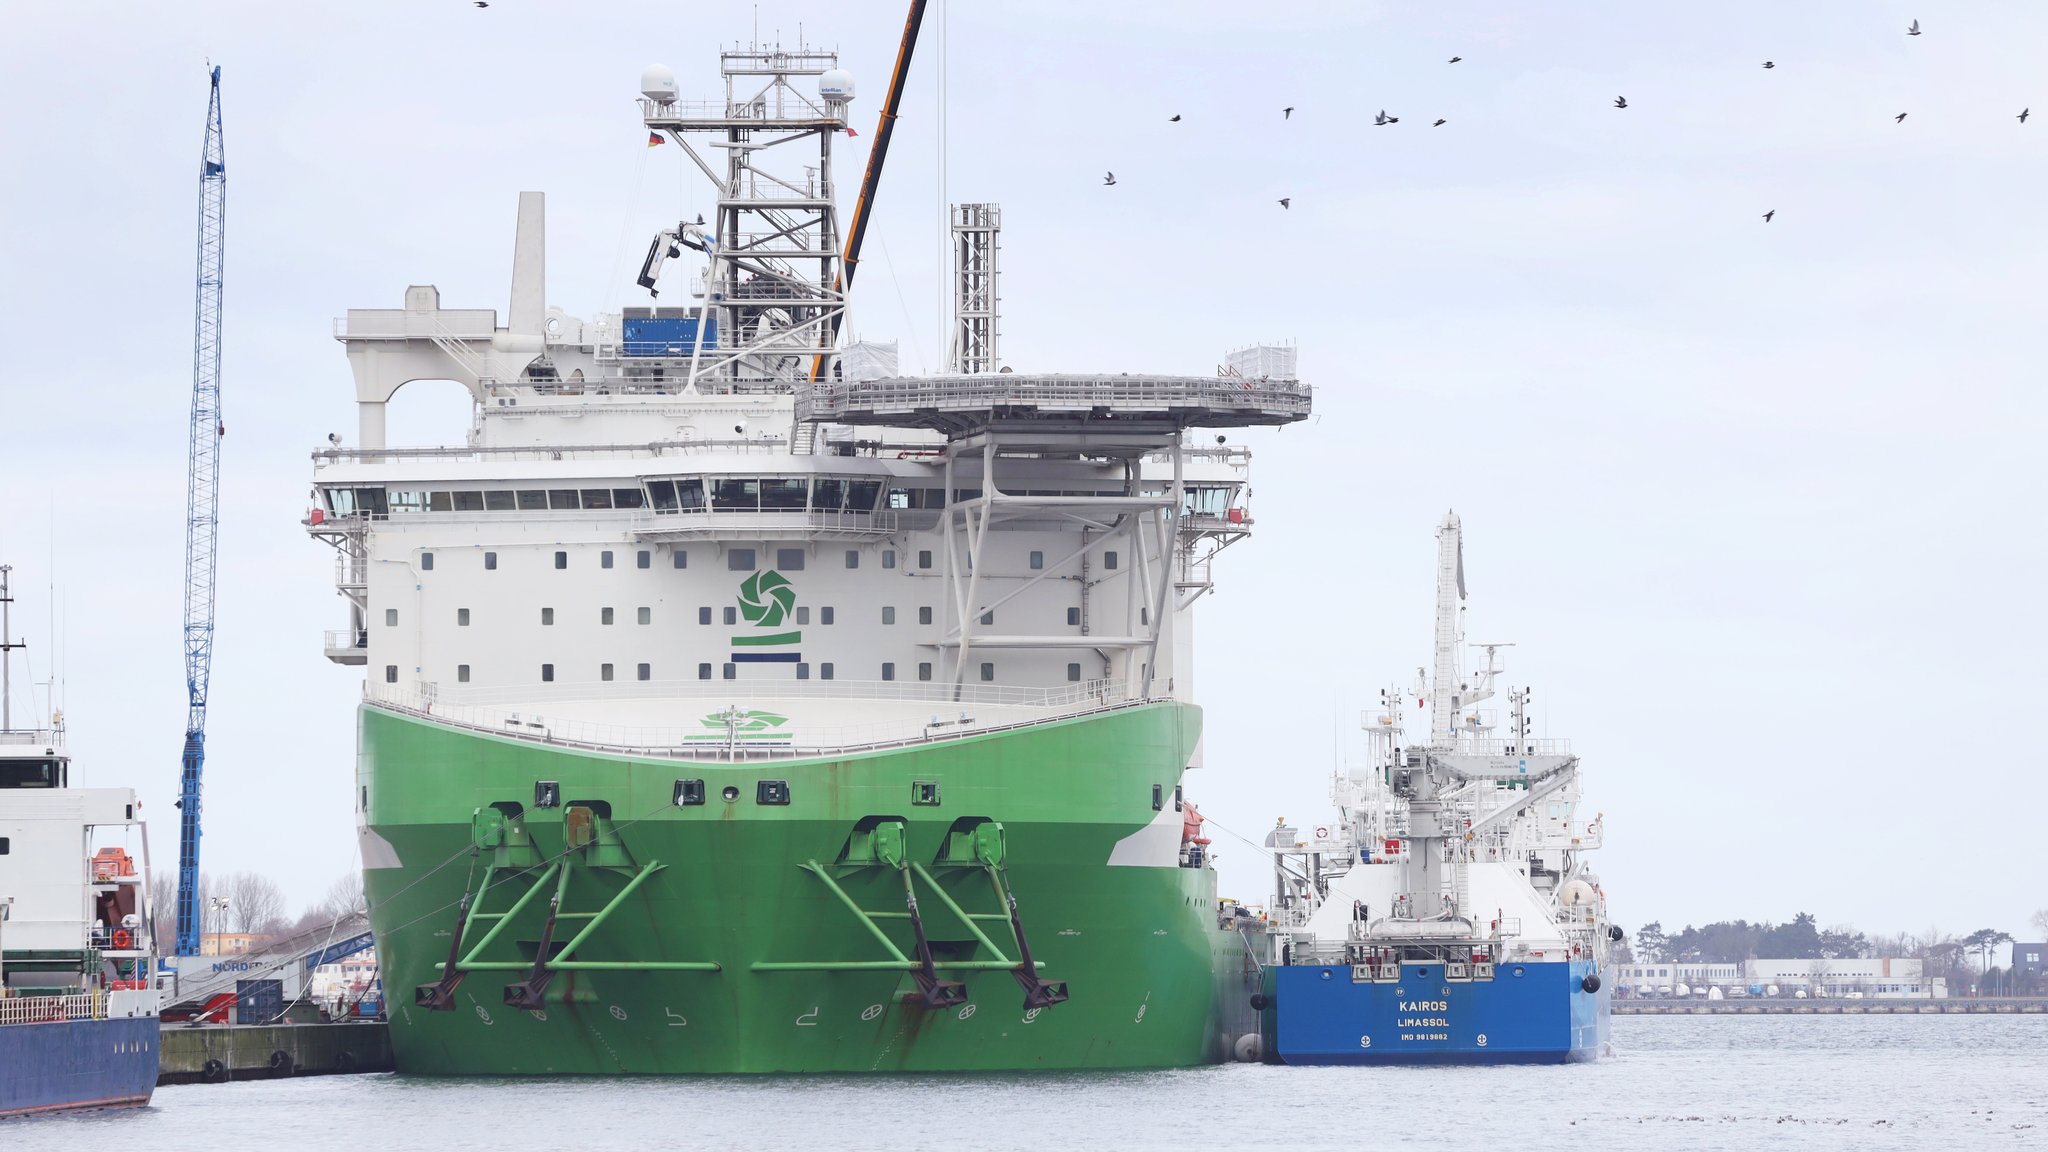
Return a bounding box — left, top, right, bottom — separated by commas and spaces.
1429, 511, 1465, 747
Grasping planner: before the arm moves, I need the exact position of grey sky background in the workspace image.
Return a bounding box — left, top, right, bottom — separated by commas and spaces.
2, 1, 2043, 946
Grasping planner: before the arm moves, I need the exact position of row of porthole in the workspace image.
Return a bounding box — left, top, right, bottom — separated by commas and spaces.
534, 778, 946, 809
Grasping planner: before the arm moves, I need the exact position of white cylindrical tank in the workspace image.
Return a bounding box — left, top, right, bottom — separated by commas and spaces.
641, 65, 679, 105
820, 68, 855, 103
1558, 879, 1597, 909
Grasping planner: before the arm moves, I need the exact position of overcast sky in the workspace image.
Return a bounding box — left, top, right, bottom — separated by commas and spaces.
2, 1, 2043, 946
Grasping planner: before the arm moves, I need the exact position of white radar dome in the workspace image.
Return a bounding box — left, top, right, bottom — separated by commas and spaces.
641, 65, 678, 105
819, 68, 855, 103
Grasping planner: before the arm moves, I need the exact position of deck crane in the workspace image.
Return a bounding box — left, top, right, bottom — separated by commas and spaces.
174, 65, 227, 958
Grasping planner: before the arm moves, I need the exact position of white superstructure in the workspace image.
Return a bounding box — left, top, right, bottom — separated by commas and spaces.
1260, 513, 1612, 973
308, 46, 1310, 778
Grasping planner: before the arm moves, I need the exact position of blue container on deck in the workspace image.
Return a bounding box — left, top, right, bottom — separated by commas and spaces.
623, 312, 716, 356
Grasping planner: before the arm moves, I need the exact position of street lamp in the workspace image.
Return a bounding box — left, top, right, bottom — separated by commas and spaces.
207, 896, 230, 955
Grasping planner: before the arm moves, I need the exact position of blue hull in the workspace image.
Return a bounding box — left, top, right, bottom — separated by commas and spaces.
1272, 959, 1611, 1065
0, 1017, 160, 1119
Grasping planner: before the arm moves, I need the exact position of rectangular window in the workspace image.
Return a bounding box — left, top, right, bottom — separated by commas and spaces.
698, 663, 713, 680
918, 550, 933, 569
1030, 550, 1044, 570
385, 608, 398, 627
821, 607, 834, 625
453, 491, 486, 512
1140, 607, 1149, 625
848, 480, 882, 511
542, 607, 555, 625
638, 607, 651, 625
420, 552, 434, 571
882, 606, 896, 625
699, 607, 712, 625
429, 491, 454, 512
844, 550, 860, 569
601, 664, 614, 681
648, 480, 677, 512
723, 607, 738, 626
613, 488, 646, 510
384, 665, 398, 684
882, 549, 897, 569
979, 611, 994, 626
636, 550, 651, 569
722, 663, 736, 680
1104, 550, 1119, 570
541, 664, 555, 682
1067, 663, 1082, 682
821, 663, 834, 680
484, 551, 497, 570
812, 477, 847, 511
548, 490, 579, 510
881, 662, 895, 681
775, 547, 805, 571
795, 607, 810, 625
676, 478, 706, 512
637, 663, 651, 681
796, 663, 810, 680
517, 490, 548, 510
919, 606, 933, 625
601, 550, 615, 569
673, 550, 687, 569
917, 662, 933, 681
485, 490, 516, 511
457, 608, 470, 626
728, 548, 757, 571
980, 662, 994, 682
582, 489, 614, 510
1067, 607, 1081, 626
554, 551, 567, 569
602, 607, 615, 625
458, 664, 471, 683
761, 478, 808, 510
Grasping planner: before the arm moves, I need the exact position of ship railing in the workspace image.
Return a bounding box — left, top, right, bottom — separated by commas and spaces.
324, 628, 368, 651
0, 991, 103, 1026
312, 438, 777, 467
0, 729, 60, 746
362, 678, 1149, 761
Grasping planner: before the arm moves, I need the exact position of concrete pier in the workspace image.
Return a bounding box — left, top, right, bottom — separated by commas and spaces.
1616, 997, 2048, 1015
158, 1022, 394, 1084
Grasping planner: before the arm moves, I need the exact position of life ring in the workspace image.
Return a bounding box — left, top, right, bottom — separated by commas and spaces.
1312, 826, 1331, 841
112, 928, 134, 949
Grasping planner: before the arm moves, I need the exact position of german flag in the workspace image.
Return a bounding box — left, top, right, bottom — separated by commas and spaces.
647, 132, 664, 148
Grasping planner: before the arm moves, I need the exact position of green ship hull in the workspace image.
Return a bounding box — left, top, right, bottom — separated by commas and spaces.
358, 700, 1253, 1073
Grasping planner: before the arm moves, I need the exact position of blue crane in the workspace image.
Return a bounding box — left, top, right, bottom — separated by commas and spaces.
175, 66, 227, 958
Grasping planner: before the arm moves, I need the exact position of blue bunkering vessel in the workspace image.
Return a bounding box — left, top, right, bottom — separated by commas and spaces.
1270, 958, 1610, 1064
1, 568, 162, 1120
1247, 513, 1615, 1066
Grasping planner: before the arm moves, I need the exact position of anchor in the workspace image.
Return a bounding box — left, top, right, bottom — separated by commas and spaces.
995, 873, 1069, 1010
414, 888, 476, 1011
902, 876, 968, 1009
501, 865, 572, 1009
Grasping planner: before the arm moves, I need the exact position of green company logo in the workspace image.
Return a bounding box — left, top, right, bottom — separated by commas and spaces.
730, 569, 800, 662
689, 708, 791, 742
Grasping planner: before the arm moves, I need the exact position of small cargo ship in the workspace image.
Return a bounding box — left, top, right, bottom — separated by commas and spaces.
1, 566, 163, 1118
1251, 514, 1614, 1064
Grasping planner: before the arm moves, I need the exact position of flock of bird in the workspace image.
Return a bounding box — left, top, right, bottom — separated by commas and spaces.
1109, 17, 2029, 220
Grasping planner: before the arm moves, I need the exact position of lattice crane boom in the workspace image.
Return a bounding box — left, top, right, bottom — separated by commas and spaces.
175, 65, 227, 958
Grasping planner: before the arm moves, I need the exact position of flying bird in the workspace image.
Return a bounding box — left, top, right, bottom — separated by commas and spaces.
1283, 106, 1295, 119
1278, 198, 1291, 209
2021, 108, 2031, 123
1762, 61, 1775, 69
1907, 19, 1920, 36
1169, 114, 1181, 122
1432, 118, 1447, 127
1448, 56, 1462, 63
474, 1, 488, 7
1103, 171, 1116, 186
1614, 96, 1628, 109
1373, 110, 1399, 125
1895, 112, 1908, 122
1762, 210, 1775, 223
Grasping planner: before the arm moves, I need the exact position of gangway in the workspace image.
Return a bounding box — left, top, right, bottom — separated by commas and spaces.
161, 912, 374, 1020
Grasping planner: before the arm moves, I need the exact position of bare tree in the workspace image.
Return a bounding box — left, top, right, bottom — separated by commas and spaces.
214, 871, 289, 936
2031, 909, 2048, 938
317, 871, 366, 921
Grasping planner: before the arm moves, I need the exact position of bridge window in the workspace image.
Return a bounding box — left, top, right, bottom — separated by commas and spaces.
517, 490, 548, 510
848, 481, 882, 511
485, 490, 516, 511
389, 490, 427, 513
582, 489, 614, 510
648, 480, 678, 512
713, 478, 759, 512
762, 478, 808, 510
455, 491, 486, 512
812, 478, 846, 511
676, 478, 706, 512
549, 490, 580, 510
613, 488, 646, 510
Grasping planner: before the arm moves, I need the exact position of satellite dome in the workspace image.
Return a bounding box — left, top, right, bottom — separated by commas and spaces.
641, 65, 678, 105
819, 68, 855, 103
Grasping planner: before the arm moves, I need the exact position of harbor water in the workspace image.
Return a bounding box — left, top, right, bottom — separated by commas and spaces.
11, 1015, 2044, 1150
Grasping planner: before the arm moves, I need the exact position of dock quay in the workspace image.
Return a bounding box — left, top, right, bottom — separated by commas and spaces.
158, 1022, 393, 1084
1617, 997, 2048, 1015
